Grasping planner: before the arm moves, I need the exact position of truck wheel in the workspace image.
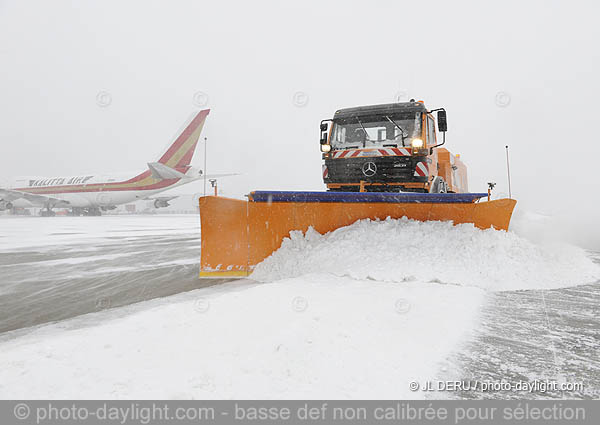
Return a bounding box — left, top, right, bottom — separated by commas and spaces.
429, 177, 447, 194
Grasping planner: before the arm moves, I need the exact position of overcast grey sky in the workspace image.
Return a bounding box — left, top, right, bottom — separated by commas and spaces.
1, 0, 599, 218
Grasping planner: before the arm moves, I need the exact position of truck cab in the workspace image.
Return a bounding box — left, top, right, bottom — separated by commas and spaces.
319, 100, 467, 193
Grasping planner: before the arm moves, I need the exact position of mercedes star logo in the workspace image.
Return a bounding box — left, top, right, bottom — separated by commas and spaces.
362, 162, 377, 177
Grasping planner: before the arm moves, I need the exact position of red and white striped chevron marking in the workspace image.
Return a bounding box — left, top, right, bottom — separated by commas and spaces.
322, 165, 328, 179
414, 161, 429, 177
330, 147, 411, 159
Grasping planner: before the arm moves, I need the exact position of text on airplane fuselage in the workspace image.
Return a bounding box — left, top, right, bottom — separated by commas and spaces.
28, 176, 94, 187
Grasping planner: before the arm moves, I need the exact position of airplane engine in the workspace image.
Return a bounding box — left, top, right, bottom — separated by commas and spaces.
0, 200, 14, 211
154, 199, 170, 208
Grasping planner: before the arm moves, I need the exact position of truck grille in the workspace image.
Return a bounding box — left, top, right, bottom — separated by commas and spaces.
324, 156, 425, 183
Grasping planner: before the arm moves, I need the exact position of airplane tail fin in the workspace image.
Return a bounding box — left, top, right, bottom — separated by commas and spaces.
157, 109, 210, 169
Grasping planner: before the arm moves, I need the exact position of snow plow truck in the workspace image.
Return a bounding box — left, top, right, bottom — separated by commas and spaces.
198, 101, 516, 278
320, 100, 464, 194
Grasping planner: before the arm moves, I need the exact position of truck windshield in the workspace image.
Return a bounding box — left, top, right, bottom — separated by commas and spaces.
331, 113, 421, 148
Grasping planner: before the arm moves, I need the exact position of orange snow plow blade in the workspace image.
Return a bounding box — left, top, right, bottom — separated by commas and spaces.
199, 191, 516, 278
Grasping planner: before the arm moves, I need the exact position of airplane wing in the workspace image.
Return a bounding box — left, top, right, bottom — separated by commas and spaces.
147, 162, 187, 180
0, 188, 70, 207
147, 162, 240, 181
142, 195, 179, 202
202, 173, 240, 179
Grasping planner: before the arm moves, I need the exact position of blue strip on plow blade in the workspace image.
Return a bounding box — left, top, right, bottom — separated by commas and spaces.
249, 191, 488, 204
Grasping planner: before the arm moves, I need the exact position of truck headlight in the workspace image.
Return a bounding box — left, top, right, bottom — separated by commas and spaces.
321, 144, 331, 153
411, 138, 423, 148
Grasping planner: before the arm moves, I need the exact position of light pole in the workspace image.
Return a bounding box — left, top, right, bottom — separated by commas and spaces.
505, 145, 512, 199
203, 136, 207, 196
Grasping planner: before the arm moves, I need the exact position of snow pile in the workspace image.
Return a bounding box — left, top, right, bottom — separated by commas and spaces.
0, 276, 484, 399
511, 209, 600, 251
251, 218, 600, 291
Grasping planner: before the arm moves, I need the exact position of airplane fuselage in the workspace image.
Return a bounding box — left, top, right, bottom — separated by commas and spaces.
1, 109, 214, 214
8, 168, 200, 209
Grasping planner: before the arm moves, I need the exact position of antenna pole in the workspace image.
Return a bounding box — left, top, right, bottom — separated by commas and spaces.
505, 145, 512, 199
203, 137, 207, 196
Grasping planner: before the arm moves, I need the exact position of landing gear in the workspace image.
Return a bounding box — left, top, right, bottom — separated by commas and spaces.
40, 209, 56, 217
68, 207, 102, 216
85, 207, 102, 216
68, 208, 84, 216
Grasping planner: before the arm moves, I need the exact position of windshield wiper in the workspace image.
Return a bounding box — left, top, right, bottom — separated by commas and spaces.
355, 117, 370, 148
385, 116, 407, 146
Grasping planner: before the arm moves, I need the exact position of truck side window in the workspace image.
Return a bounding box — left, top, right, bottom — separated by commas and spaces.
427, 116, 436, 146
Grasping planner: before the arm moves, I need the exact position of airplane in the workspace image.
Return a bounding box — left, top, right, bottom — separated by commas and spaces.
0, 109, 234, 216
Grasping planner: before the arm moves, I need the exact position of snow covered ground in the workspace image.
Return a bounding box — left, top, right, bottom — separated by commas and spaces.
0, 214, 598, 399
0, 214, 201, 251
0, 215, 220, 333
0, 275, 484, 399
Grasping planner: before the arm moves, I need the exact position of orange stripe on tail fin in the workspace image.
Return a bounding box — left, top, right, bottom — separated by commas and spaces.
158, 109, 210, 169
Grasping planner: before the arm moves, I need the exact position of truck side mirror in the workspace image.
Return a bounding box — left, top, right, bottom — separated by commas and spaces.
320, 122, 329, 144
437, 110, 447, 132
